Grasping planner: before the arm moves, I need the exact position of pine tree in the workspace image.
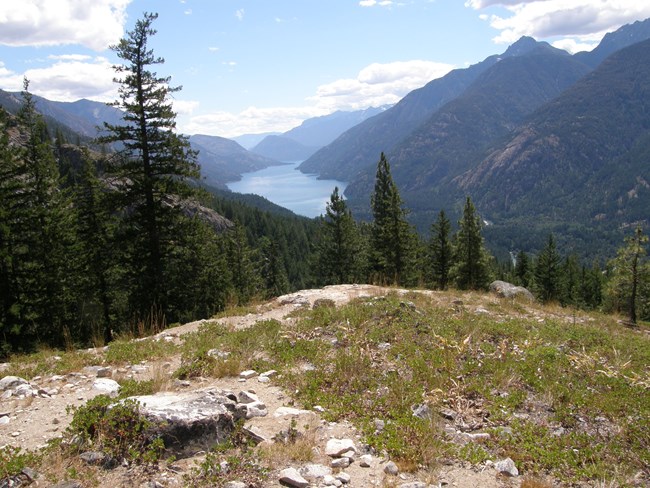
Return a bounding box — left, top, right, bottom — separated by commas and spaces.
514, 250, 531, 287
314, 187, 364, 285
605, 226, 649, 324
450, 197, 492, 290
429, 209, 452, 289
534, 234, 562, 302
259, 237, 289, 298
226, 222, 261, 304
559, 254, 581, 307
99, 13, 200, 320
370, 153, 416, 285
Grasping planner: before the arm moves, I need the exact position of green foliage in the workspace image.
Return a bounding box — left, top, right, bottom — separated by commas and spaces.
66, 395, 164, 463
534, 234, 562, 302
0, 446, 40, 479
370, 153, 418, 285
429, 209, 452, 289
450, 197, 492, 290
313, 187, 367, 285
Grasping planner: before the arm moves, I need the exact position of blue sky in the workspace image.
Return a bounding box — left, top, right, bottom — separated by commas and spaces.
1, 1, 649, 138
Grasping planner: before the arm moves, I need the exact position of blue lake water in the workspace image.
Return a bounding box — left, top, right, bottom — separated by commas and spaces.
226, 161, 347, 218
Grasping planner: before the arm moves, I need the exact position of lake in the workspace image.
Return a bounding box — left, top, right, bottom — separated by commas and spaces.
226, 161, 347, 218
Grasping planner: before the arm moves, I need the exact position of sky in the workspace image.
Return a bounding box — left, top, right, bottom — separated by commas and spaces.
1, 1, 649, 139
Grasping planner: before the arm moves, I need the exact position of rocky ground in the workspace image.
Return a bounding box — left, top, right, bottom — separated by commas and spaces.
0, 284, 560, 487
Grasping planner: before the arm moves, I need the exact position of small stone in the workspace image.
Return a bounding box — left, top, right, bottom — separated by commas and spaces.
384, 461, 399, 475
92, 378, 120, 396
80, 451, 107, 465
237, 390, 259, 404
274, 406, 311, 417
314, 405, 325, 412
11, 431, 20, 437
323, 474, 340, 486
331, 457, 351, 468
325, 438, 356, 457
494, 457, 519, 477
0, 416, 9, 425
335, 472, 351, 484
96, 367, 112, 378
439, 408, 457, 420
278, 467, 309, 488
398, 482, 427, 488
239, 370, 257, 379
359, 454, 373, 467
300, 463, 331, 480
411, 403, 432, 420
257, 376, 270, 383
21, 467, 39, 481
224, 482, 247, 488
260, 369, 278, 378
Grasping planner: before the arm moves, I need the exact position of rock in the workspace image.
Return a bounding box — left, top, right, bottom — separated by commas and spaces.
411, 403, 432, 420
494, 457, 519, 477
489, 280, 534, 301
236, 400, 268, 419
300, 463, 332, 480
21, 467, 39, 481
439, 408, 457, 420
325, 438, 356, 457
237, 390, 260, 404
127, 388, 235, 457
331, 457, 351, 468
336, 472, 351, 484
93, 378, 120, 396
242, 425, 269, 444
274, 406, 312, 417
278, 467, 309, 488
239, 370, 257, 379
224, 482, 247, 488
0, 416, 9, 425
384, 461, 399, 475
207, 349, 230, 359
359, 454, 373, 467
260, 369, 278, 378
96, 367, 112, 378
399, 483, 427, 488
323, 474, 340, 486
257, 376, 270, 383
0, 376, 28, 390
50, 482, 82, 488
80, 451, 108, 466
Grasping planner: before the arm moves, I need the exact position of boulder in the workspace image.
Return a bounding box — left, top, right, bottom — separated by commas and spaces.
325, 438, 356, 457
278, 467, 309, 488
0, 376, 28, 390
489, 281, 534, 301
494, 457, 519, 477
127, 388, 235, 457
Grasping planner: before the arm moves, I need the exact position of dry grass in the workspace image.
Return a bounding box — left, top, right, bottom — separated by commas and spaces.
520, 477, 555, 488
258, 418, 319, 468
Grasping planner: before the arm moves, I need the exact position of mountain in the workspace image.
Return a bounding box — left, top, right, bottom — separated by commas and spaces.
249, 135, 318, 162
189, 134, 280, 188
343, 40, 591, 218
574, 18, 650, 68
251, 107, 387, 161
457, 38, 650, 232
296, 39, 554, 181
232, 132, 280, 150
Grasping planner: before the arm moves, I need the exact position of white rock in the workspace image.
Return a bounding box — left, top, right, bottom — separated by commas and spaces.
224, 482, 247, 488
336, 472, 351, 484
239, 370, 257, 379
323, 474, 340, 486
0, 416, 9, 425
494, 457, 519, 477
237, 390, 259, 404
0, 376, 27, 390
300, 463, 331, 480
241, 401, 267, 419
359, 454, 373, 467
325, 438, 356, 457
398, 482, 427, 488
331, 457, 351, 468
92, 378, 120, 396
257, 376, 270, 383
274, 406, 312, 417
260, 369, 277, 378
278, 467, 309, 488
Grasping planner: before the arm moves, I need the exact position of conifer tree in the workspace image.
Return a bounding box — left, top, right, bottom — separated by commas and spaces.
314, 187, 364, 285
605, 226, 649, 324
227, 222, 261, 304
514, 250, 532, 287
534, 234, 562, 302
450, 197, 492, 290
99, 13, 200, 320
370, 153, 416, 285
429, 209, 452, 289
260, 237, 289, 298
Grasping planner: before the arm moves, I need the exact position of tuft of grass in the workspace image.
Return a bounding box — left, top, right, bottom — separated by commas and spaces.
258, 418, 318, 468
4, 348, 99, 378
104, 336, 179, 365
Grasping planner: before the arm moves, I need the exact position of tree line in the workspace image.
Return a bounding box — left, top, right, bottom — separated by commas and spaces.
312, 153, 649, 325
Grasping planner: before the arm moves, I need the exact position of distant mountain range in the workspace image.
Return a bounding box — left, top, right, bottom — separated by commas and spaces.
300, 18, 650, 257
249, 106, 388, 161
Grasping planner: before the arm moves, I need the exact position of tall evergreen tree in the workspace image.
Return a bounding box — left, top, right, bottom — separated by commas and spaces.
605, 226, 649, 324
99, 13, 200, 320
226, 222, 261, 304
429, 209, 452, 289
259, 237, 289, 298
450, 197, 492, 290
314, 187, 364, 285
514, 250, 532, 287
534, 234, 562, 302
370, 153, 416, 285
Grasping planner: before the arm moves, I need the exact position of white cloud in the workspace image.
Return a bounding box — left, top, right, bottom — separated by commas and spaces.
360, 0, 394, 6
551, 37, 598, 54
235, 9, 245, 21
172, 99, 200, 116
208, 46, 220, 52
310, 60, 454, 111
184, 9, 192, 15
0, 56, 117, 102
0, 0, 131, 51
467, 0, 650, 45
179, 59, 454, 138
181, 105, 328, 139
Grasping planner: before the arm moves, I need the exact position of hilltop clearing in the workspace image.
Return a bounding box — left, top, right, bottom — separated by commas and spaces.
1, 285, 648, 487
